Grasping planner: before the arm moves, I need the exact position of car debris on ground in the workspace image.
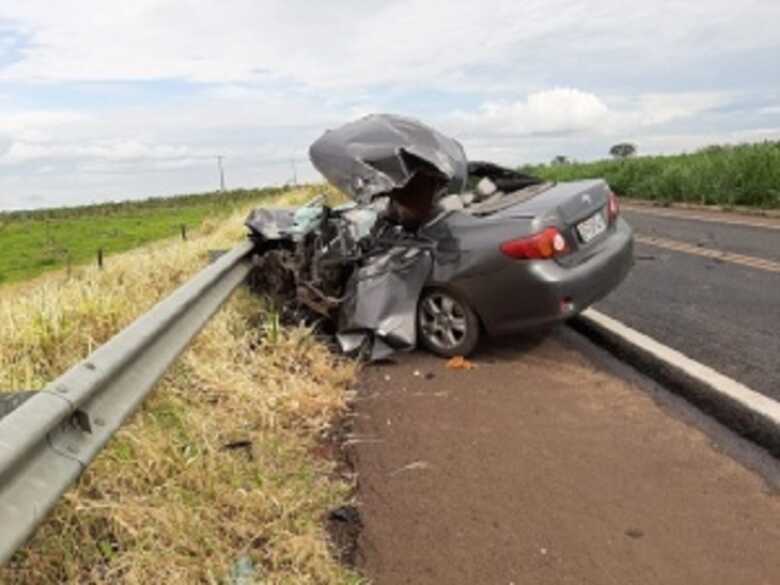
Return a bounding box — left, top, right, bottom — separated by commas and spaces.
445, 356, 477, 370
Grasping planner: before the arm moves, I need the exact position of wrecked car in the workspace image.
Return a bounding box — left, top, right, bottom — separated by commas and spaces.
246, 114, 633, 359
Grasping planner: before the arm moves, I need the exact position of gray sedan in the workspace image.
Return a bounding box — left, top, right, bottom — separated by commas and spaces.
247, 114, 633, 358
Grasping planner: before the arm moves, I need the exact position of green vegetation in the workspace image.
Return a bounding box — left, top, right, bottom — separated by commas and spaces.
0, 187, 289, 285
526, 141, 780, 208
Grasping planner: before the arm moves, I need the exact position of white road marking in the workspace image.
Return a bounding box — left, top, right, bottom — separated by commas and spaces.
635, 235, 780, 273
581, 309, 780, 430
623, 205, 780, 231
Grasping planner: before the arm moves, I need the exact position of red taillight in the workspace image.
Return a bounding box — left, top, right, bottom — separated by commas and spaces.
500, 227, 570, 260
607, 190, 620, 223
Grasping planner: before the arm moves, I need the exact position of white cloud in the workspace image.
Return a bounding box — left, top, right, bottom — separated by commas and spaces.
0, 90, 351, 171
3, 140, 193, 164
1, 1, 779, 208
1, 1, 778, 89
445, 89, 738, 143
630, 92, 736, 127
0, 109, 88, 141
449, 88, 610, 137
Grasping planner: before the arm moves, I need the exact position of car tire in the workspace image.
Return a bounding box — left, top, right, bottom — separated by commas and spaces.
417, 288, 480, 358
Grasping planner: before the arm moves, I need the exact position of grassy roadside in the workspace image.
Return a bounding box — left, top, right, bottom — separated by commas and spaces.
526, 141, 780, 209
0, 187, 288, 285
0, 187, 363, 584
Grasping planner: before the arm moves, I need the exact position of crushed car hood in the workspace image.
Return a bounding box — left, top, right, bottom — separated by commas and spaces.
309, 113, 468, 207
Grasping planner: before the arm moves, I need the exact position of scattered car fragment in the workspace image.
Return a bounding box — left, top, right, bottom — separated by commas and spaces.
446, 356, 477, 370
246, 114, 634, 359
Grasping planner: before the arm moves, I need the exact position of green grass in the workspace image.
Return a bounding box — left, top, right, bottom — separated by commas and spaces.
0, 187, 289, 285
525, 141, 780, 209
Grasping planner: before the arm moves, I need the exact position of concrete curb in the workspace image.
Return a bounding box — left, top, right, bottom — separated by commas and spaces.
572, 309, 780, 458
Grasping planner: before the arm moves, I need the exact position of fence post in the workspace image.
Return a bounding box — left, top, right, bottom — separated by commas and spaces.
97, 248, 104, 270
181, 224, 187, 241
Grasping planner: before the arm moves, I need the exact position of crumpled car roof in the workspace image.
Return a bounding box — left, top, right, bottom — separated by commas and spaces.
309, 113, 468, 205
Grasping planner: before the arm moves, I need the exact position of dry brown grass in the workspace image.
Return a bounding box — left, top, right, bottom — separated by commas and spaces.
0, 187, 363, 584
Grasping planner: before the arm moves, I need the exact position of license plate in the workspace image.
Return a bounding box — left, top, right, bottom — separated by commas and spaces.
576, 211, 607, 243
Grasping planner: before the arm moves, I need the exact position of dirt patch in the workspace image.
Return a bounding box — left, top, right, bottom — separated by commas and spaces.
327, 505, 363, 567
320, 412, 365, 568
351, 332, 780, 585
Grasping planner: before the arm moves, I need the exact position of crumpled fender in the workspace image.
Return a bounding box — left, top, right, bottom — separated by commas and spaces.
336, 247, 433, 360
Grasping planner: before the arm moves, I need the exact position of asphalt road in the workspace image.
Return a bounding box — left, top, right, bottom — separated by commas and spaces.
597, 205, 780, 401
351, 331, 780, 584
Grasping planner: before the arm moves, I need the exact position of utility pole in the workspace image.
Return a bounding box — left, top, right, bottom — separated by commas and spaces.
217, 155, 226, 192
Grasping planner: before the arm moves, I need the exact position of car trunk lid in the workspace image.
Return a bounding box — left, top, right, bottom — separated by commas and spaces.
485, 179, 612, 264
490, 179, 607, 223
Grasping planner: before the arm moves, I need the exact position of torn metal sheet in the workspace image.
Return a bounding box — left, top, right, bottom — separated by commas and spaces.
245, 196, 327, 241
336, 246, 433, 360
245, 207, 297, 240
310, 113, 468, 211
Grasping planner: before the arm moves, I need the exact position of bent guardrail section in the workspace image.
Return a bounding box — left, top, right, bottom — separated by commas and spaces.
0, 241, 254, 564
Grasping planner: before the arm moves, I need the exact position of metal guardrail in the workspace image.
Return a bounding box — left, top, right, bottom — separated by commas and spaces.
0, 241, 254, 564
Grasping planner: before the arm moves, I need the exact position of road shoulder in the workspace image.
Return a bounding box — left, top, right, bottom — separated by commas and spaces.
349, 333, 780, 585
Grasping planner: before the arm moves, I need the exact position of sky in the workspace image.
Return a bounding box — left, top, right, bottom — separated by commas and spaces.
1, 0, 779, 210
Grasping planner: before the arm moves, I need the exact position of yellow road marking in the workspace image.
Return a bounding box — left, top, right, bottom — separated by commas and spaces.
635, 235, 780, 273
623, 205, 780, 231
